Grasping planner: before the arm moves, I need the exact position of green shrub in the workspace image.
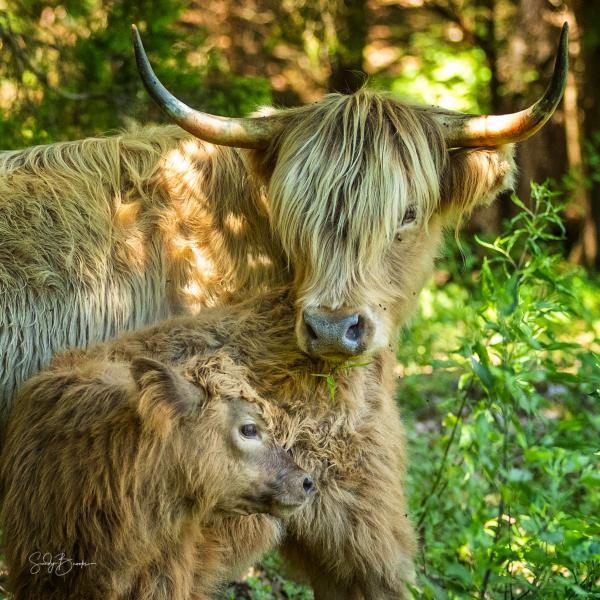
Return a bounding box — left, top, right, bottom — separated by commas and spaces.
403, 183, 600, 599
227, 183, 599, 599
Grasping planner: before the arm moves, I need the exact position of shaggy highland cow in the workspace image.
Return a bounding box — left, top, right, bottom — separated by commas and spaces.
0, 351, 313, 600
55, 286, 418, 598
0, 25, 568, 409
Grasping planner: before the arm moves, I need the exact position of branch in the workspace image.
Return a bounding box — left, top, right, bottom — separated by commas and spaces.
478, 495, 504, 598
422, 0, 488, 50
416, 390, 468, 530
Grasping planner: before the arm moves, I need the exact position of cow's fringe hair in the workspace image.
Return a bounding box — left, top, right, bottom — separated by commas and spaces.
267, 90, 447, 305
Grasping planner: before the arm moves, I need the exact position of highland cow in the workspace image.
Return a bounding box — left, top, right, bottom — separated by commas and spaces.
0, 25, 568, 410
0, 351, 313, 600
56, 286, 418, 599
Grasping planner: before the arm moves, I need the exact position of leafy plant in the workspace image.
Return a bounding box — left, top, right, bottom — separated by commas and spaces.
404, 183, 600, 599
312, 360, 372, 402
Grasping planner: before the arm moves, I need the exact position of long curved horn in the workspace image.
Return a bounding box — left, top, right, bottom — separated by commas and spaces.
131, 25, 275, 149
435, 22, 569, 147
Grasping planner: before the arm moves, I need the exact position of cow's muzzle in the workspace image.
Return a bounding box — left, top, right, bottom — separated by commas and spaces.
300, 308, 373, 358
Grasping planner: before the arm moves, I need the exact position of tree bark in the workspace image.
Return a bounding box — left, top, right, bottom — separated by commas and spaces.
571, 0, 600, 268
507, 1, 569, 205
327, 0, 368, 94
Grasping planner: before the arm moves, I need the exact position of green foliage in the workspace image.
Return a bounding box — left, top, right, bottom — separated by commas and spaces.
225, 552, 313, 600
368, 18, 493, 114
312, 360, 372, 402
381, 31, 491, 113
584, 132, 600, 189
402, 184, 600, 598
0, 0, 271, 148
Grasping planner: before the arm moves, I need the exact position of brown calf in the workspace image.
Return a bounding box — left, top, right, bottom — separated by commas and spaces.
0, 351, 312, 600
60, 287, 415, 599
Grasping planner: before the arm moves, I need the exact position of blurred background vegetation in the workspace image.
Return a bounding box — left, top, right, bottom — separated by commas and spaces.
0, 0, 599, 598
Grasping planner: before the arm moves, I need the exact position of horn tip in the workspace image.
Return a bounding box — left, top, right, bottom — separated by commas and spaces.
558, 21, 569, 72
560, 21, 569, 46
559, 22, 569, 52
131, 24, 145, 52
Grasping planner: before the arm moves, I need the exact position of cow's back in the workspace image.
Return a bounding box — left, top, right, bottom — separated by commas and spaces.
0, 125, 287, 417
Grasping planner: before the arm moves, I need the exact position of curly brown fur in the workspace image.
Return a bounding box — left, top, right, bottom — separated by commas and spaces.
0, 351, 310, 600
57, 287, 417, 598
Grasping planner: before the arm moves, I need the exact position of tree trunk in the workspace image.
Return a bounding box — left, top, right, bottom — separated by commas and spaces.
571, 0, 600, 269
507, 1, 569, 204
327, 0, 368, 94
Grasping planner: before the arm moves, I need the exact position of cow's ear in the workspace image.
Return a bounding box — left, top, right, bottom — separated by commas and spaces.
246, 107, 288, 182
439, 144, 516, 219
130, 357, 207, 426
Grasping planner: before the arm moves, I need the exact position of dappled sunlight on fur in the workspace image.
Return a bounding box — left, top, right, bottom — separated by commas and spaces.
0, 126, 285, 408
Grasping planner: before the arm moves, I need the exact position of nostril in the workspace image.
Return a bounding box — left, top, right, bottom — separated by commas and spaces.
303, 310, 367, 354
303, 476, 313, 493
305, 322, 318, 341
345, 323, 360, 341
344, 315, 364, 343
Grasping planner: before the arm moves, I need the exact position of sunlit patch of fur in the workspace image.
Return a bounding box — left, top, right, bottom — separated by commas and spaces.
0, 125, 284, 408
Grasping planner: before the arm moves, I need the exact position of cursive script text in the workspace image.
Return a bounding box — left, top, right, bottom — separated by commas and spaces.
29, 552, 95, 576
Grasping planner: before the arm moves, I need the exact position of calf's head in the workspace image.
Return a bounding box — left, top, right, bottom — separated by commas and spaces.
133, 24, 568, 360
131, 356, 313, 518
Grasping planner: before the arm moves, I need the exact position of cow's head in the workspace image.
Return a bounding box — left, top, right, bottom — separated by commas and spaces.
132, 24, 568, 361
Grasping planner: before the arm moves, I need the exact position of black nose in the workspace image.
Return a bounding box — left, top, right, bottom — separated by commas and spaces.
303, 476, 314, 494
302, 310, 366, 356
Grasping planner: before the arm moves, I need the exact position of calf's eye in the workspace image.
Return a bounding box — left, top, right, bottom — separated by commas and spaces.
240, 423, 259, 439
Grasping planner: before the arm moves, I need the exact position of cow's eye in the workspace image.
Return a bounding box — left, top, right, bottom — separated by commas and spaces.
401, 205, 417, 226
240, 423, 259, 439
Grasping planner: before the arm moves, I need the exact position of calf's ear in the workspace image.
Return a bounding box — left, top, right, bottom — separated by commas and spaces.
439, 144, 516, 219
130, 357, 207, 425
